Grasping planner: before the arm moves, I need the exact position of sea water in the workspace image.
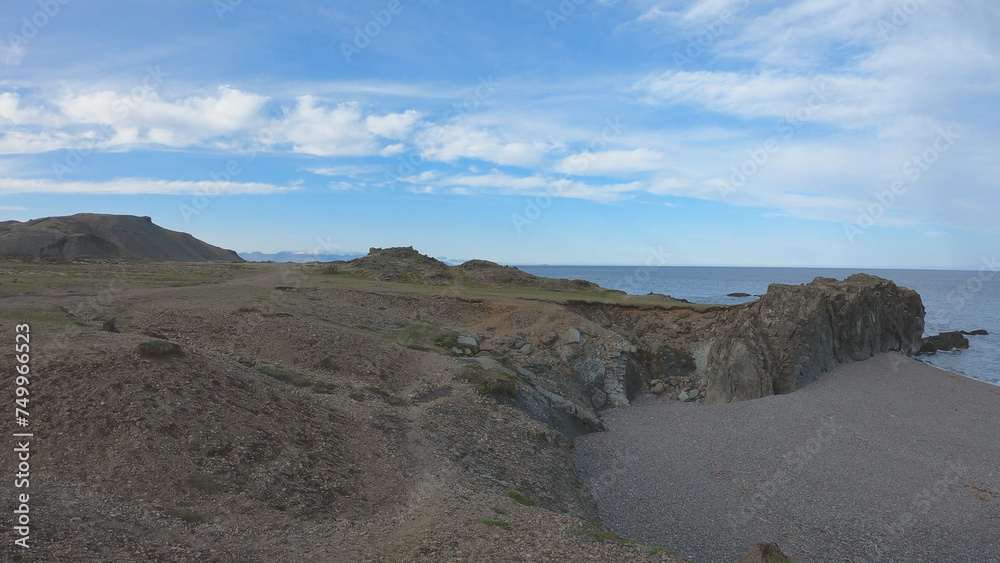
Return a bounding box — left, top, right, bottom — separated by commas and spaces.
519, 266, 1000, 386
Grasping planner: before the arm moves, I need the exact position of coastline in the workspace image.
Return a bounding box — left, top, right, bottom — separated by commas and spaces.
573, 352, 1000, 562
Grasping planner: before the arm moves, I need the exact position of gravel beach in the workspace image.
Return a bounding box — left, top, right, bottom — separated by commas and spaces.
573, 353, 1000, 562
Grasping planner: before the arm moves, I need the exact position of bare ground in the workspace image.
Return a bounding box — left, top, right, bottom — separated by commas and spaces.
0, 260, 701, 562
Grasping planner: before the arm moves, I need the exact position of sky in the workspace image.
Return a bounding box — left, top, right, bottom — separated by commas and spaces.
0, 0, 998, 268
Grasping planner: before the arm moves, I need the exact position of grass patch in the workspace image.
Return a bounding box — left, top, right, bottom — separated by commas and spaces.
137, 340, 182, 357
477, 518, 510, 530
172, 508, 205, 524
505, 490, 536, 506
463, 365, 521, 398
572, 520, 633, 545
349, 386, 399, 403
257, 364, 336, 394
432, 331, 461, 350
490, 506, 506, 515
183, 473, 221, 493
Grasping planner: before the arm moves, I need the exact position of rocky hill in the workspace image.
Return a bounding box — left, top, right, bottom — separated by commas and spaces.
0, 214, 243, 261
338, 246, 599, 290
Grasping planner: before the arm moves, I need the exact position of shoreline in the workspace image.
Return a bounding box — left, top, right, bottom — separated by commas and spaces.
573, 352, 1000, 562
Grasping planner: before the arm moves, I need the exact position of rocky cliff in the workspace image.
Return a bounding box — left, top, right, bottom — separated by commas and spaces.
0, 213, 243, 261
705, 274, 924, 404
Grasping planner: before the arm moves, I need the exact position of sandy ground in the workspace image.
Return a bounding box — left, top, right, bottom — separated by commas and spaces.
574, 353, 1000, 562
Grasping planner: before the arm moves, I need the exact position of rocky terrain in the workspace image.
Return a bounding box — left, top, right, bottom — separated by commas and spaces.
0, 214, 243, 262
0, 242, 936, 561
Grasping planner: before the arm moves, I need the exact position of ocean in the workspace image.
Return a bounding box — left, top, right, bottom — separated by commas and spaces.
519, 266, 1000, 387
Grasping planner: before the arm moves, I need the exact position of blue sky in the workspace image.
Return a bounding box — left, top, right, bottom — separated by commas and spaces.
0, 0, 998, 268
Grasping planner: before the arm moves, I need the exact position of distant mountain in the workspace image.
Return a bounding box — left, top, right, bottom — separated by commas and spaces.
239, 251, 366, 263
0, 214, 243, 262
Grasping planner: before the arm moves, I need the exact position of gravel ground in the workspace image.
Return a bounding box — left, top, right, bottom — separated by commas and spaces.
574, 353, 1000, 562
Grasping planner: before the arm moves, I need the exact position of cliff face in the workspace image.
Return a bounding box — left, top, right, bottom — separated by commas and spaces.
705, 274, 924, 404
0, 214, 243, 261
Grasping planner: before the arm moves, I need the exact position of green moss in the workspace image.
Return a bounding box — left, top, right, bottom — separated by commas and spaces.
462, 366, 521, 398
477, 518, 510, 530
257, 364, 336, 394
137, 340, 182, 357
183, 473, 221, 493
572, 520, 633, 544
257, 364, 309, 386
504, 490, 536, 506
433, 331, 461, 349
490, 506, 506, 515
172, 508, 205, 523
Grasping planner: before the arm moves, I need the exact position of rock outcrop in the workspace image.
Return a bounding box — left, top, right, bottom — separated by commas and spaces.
705, 274, 924, 404
736, 542, 794, 563
918, 331, 970, 353
0, 214, 243, 261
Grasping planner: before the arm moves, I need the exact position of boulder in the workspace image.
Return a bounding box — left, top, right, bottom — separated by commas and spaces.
962, 329, 989, 336
651, 382, 665, 395
478, 340, 494, 352
565, 328, 581, 343
457, 335, 478, 347
736, 542, 793, 563
519, 344, 534, 355
590, 388, 607, 409
706, 274, 924, 404
918, 331, 969, 354
541, 331, 558, 346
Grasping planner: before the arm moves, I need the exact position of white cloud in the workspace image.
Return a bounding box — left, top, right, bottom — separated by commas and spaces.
0, 87, 423, 157
434, 171, 641, 202
58, 87, 269, 144
0, 93, 65, 127
307, 164, 383, 177
280, 96, 423, 157
365, 109, 421, 139
380, 143, 407, 156
414, 123, 552, 167
280, 97, 376, 156
0, 177, 298, 195
555, 148, 665, 176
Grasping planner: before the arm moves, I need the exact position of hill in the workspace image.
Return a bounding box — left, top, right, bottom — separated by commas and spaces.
0, 213, 243, 261
338, 246, 600, 290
